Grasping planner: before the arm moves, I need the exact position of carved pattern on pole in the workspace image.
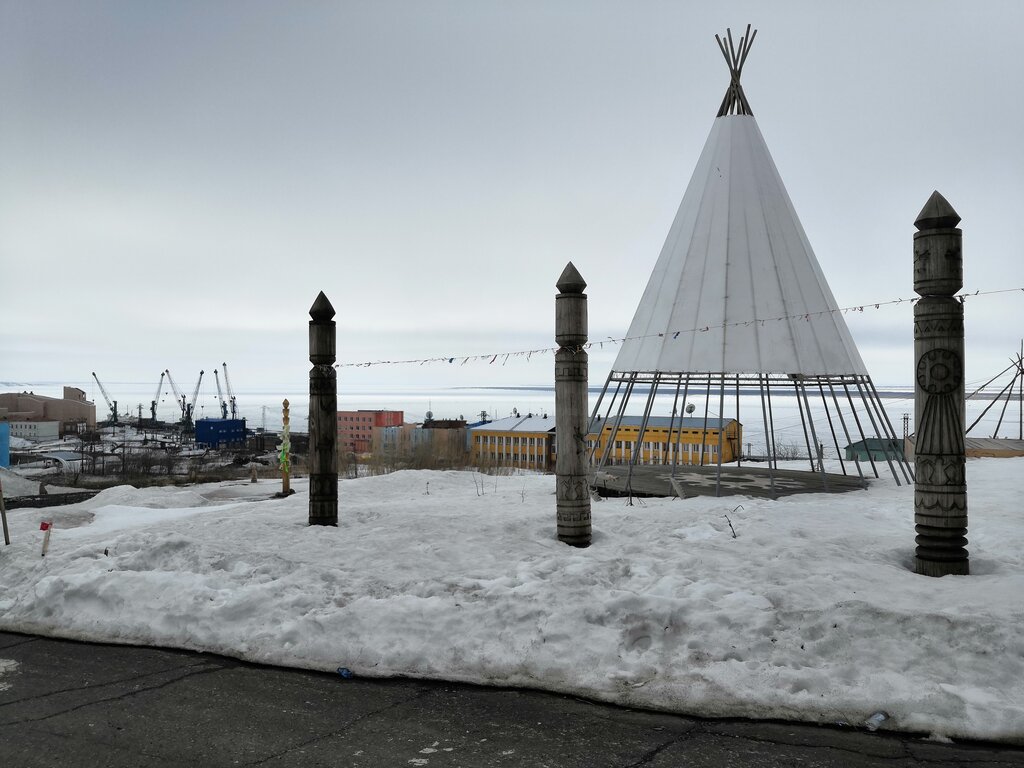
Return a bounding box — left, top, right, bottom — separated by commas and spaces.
309, 292, 338, 526
912, 191, 968, 576
555, 262, 592, 547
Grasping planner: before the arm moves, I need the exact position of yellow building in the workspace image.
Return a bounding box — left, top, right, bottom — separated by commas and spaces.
469, 414, 555, 470
586, 416, 742, 466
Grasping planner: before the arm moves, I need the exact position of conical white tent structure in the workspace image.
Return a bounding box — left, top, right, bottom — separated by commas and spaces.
592, 27, 911, 496
612, 114, 867, 378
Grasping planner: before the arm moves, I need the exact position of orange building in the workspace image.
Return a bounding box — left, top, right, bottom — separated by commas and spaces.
338, 409, 403, 454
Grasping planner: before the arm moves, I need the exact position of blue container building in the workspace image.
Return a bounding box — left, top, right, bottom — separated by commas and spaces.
195, 418, 246, 449
0, 422, 9, 468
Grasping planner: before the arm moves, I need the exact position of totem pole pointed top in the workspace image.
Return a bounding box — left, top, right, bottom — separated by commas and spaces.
915, 191, 961, 231
556, 262, 587, 294
309, 291, 336, 321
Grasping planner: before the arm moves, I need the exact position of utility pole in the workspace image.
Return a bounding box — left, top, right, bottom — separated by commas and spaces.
555, 262, 592, 547
912, 191, 968, 577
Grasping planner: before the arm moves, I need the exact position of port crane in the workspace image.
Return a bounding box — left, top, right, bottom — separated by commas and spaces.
164, 369, 187, 423
187, 370, 204, 425
150, 371, 166, 422
91, 372, 118, 425
222, 362, 238, 420
213, 368, 229, 419
164, 369, 204, 426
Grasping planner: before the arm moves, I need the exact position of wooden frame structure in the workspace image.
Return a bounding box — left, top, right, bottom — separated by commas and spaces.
966, 341, 1024, 439
589, 371, 911, 498
716, 24, 756, 117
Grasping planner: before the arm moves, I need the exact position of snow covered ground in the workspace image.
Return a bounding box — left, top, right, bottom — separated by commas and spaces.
1, 459, 1022, 743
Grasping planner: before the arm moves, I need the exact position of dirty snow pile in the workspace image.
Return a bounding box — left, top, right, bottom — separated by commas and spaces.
1, 459, 1023, 743
0, 466, 79, 497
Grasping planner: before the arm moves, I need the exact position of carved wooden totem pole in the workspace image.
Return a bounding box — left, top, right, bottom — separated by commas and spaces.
309, 291, 338, 526
279, 399, 292, 496
913, 191, 968, 576
555, 262, 592, 547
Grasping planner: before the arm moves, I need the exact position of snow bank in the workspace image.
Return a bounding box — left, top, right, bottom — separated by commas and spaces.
1, 468, 45, 497
0, 459, 1022, 743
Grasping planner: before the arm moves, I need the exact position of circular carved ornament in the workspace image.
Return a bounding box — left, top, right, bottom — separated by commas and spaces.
916, 349, 962, 394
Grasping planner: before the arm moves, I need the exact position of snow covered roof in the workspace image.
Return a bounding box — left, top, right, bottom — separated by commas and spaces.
612, 114, 867, 378
469, 415, 555, 434
39, 451, 83, 462
470, 416, 736, 435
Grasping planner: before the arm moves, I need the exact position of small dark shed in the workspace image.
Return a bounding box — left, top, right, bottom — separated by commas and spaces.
844, 437, 904, 462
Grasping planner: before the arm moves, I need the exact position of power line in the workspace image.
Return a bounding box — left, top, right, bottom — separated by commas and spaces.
335, 286, 1024, 369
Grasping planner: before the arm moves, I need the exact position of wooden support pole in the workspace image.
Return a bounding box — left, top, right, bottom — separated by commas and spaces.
912, 191, 968, 576
309, 291, 338, 526
0, 477, 10, 546
555, 262, 592, 547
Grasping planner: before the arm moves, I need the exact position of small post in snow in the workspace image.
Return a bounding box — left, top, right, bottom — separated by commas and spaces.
309, 291, 338, 526
1, 477, 10, 545
555, 262, 592, 547
40, 520, 52, 556
912, 191, 968, 576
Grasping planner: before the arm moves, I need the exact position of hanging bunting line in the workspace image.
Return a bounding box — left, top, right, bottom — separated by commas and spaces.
335, 286, 1024, 369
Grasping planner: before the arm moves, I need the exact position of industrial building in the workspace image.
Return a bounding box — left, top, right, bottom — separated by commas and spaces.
195, 418, 247, 449
0, 387, 96, 436
6, 421, 60, 442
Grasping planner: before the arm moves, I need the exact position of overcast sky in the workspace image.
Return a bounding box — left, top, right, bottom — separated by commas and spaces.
2, 0, 1022, 396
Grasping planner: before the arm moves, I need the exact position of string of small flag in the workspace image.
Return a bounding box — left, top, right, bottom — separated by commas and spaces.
335, 286, 1024, 369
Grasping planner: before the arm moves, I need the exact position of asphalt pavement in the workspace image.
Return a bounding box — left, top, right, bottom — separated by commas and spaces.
1, 631, 1022, 767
